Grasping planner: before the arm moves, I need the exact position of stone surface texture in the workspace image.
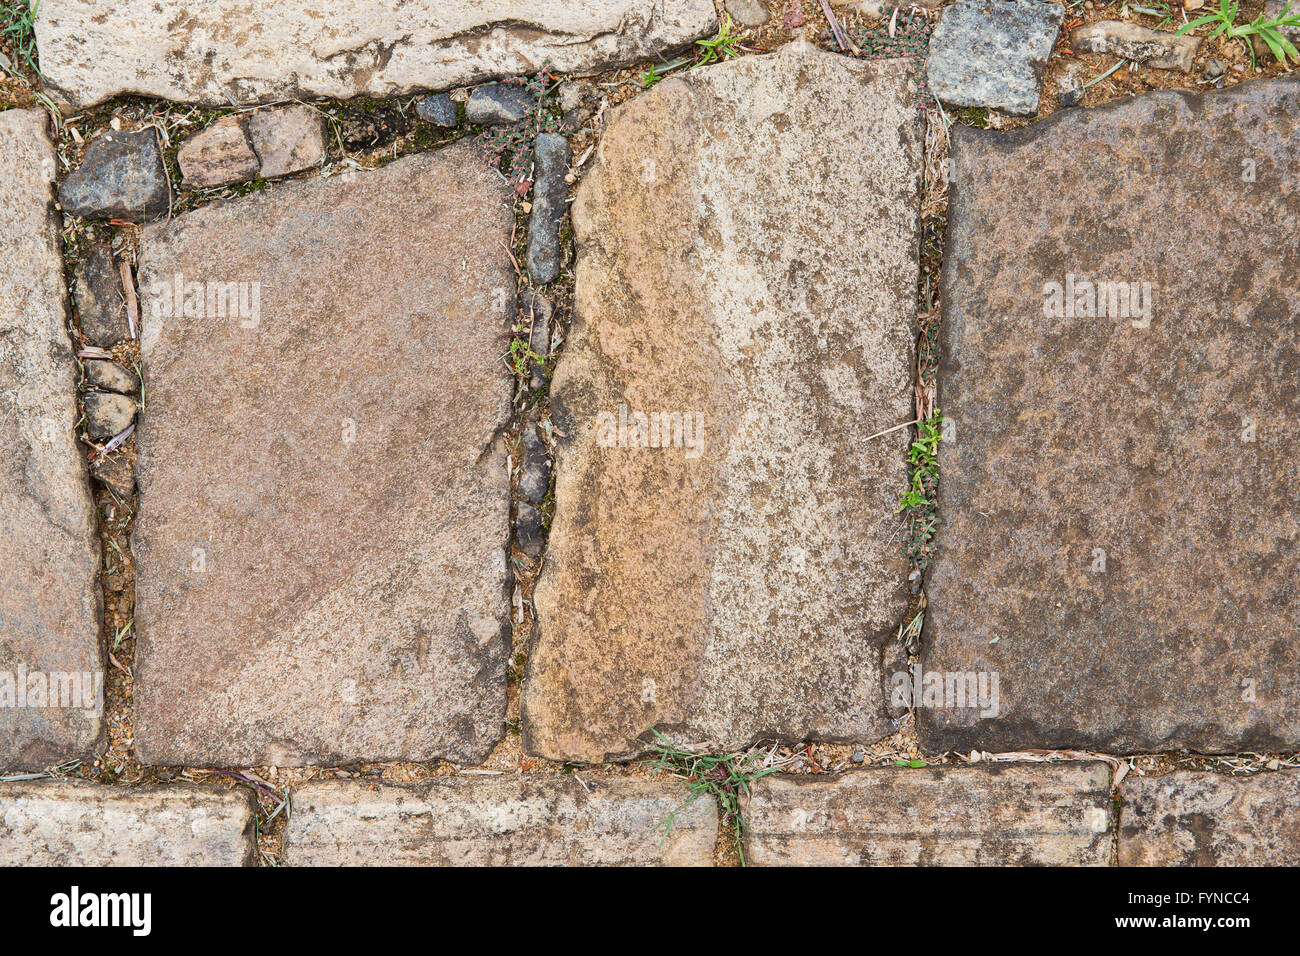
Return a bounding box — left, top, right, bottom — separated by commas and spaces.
526, 132, 572, 284
133, 143, 515, 767
246, 106, 328, 179
743, 763, 1114, 865
34, 0, 718, 108
57, 128, 171, 221
73, 245, 131, 346
924, 78, 1300, 754
285, 776, 717, 865
0, 109, 103, 770
1119, 770, 1300, 866
0, 781, 257, 865
178, 115, 259, 189
926, 0, 1064, 115
1070, 21, 1201, 71
522, 45, 920, 763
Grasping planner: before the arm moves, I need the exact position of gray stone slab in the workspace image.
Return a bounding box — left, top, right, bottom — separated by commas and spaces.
0, 781, 257, 865
0, 109, 103, 771
133, 143, 515, 767
926, 0, 1064, 115
284, 776, 717, 865
522, 45, 921, 763
34, 0, 718, 108
1119, 769, 1300, 866
923, 78, 1300, 754
743, 762, 1114, 865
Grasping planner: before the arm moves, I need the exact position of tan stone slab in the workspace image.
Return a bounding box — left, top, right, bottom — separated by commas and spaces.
743, 762, 1114, 865
1120, 769, 1300, 866
522, 44, 921, 763
34, 0, 717, 109
284, 776, 717, 866
0, 109, 103, 770
0, 781, 257, 866
133, 143, 514, 767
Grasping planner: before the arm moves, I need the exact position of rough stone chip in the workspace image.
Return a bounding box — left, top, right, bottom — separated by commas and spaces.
526, 132, 571, 284
285, 776, 717, 865
81, 391, 138, 441
132, 143, 515, 767
1119, 770, 1300, 866
34, 0, 718, 108
522, 45, 920, 763
743, 763, 1114, 865
1071, 21, 1201, 71
926, 0, 1064, 115
73, 245, 131, 346
58, 128, 171, 221
246, 105, 328, 179
178, 115, 259, 189
0, 781, 257, 865
0, 109, 103, 770
923, 78, 1300, 754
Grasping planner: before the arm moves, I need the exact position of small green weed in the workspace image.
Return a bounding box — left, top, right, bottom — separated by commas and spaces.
895, 411, 945, 572
649, 729, 778, 865
694, 14, 745, 66
475, 63, 566, 196
1, 0, 40, 77
1177, 0, 1300, 64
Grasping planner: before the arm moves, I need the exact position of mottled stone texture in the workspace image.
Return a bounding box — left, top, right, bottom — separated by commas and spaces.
34, 0, 717, 108
1070, 21, 1201, 71
0, 782, 257, 865
133, 143, 515, 767
1120, 770, 1300, 866
285, 776, 717, 866
177, 115, 259, 189
523, 45, 920, 763
744, 763, 1114, 866
924, 78, 1300, 754
0, 110, 103, 770
926, 0, 1064, 115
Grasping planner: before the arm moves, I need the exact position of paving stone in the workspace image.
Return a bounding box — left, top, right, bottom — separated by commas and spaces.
57, 128, 170, 222
81, 391, 138, 441
246, 105, 327, 179
926, 0, 1064, 116
416, 94, 458, 128
82, 358, 139, 395
923, 78, 1300, 754
743, 762, 1114, 865
526, 132, 571, 284
518, 421, 551, 505
34, 0, 718, 109
522, 45, 920, 763
178, 115, 259, 189
1119, 770, 1300, 866
0, 781, 257, 865
132, 142, 515, 767
0, 109, 103, 770
1071, 21, 1201, 71
284, 776, 717, 865
72, 244, 131, 346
